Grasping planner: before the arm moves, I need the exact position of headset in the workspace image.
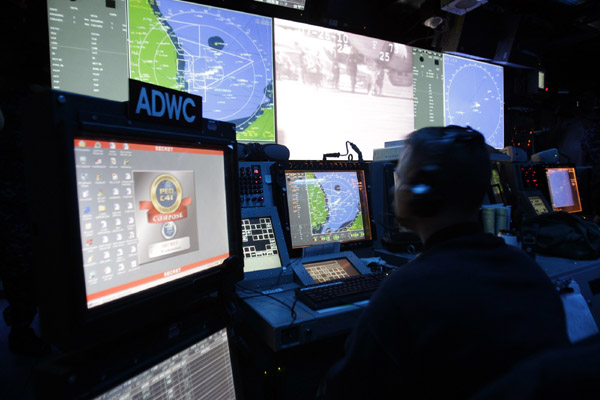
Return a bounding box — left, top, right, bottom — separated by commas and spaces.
394, 125, 487, 218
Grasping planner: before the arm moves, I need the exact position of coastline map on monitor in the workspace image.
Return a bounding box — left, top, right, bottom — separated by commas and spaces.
284, 170, 371, 248
128, 0, 275, 143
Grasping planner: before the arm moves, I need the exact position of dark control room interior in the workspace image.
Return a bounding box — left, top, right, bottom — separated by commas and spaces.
2, 0, 600, 399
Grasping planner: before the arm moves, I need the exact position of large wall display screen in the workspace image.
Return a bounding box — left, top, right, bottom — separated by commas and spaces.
129, 0, 276, 143
47, 0, 129, 101
443, 54, 504, 149
274, 18, 414, 160
47, 1, 275, 143
412, 47, 444, 130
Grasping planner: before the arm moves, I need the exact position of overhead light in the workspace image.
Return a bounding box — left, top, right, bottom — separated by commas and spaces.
424, 16, 445, 29
441, 0, 488, 16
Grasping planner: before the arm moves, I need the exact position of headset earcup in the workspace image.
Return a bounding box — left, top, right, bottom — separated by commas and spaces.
405, 165, 442, 217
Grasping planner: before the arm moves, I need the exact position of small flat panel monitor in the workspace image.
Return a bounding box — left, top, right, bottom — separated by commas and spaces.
303, 257, 360, 284
128, 0, 275, 143
74, 138, 230, 309
242, 216, 282, 272
487, 166, 505, 204
283, 168, 372, 249
443, 54, 504, 149
274, 18, 414, 160
545, 166, 582, 213
92, 328, 238, 400
528, 195, 550, 215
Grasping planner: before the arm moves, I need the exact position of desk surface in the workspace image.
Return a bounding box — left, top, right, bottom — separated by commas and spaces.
238, 283, 369, 352
239, 252, 600, 352
536, 254, 600, 278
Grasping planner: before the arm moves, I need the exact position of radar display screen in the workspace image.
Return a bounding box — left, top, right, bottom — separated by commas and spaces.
545, 167, 582, 213
128, 0, 275, 143
443, 54, 504, 149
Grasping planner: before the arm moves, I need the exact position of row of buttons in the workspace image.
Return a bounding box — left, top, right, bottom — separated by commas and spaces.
240, 165, 265, 204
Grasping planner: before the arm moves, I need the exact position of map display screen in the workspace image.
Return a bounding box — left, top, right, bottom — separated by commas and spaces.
443, 54, 504, 149
284, 170, 372, 248
128, 0, 275, 143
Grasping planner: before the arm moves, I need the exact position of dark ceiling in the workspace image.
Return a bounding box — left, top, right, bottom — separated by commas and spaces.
320, 0, 600, 92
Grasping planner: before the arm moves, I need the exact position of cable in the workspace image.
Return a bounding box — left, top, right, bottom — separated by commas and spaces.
347, 141, 363, 162
322, 141, 364, 161
235, 284, 298, 322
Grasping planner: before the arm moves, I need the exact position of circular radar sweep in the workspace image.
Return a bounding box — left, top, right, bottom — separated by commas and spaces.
444, 56, 504, 149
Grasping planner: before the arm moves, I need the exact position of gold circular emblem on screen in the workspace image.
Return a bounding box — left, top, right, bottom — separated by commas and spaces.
150, 174, 183, 214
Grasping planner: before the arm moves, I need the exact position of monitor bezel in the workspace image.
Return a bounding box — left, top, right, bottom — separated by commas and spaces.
272, 160, 373, 259
544, 166, 583, 214
26, 91, 243, 350
33, 305, 241, 400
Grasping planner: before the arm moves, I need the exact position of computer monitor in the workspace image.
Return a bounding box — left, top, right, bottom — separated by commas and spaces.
443, 54, 504, 149
487, 165, 506, 205
91, 328, 239, 400
46, 0, 275, 143
545, 166, 582, 213
33, 311, 240, 400
527, 193, 551, 216
273, 161, 372, 256
25, 91, 242, 350
367, 161, 421, 253
412, 47, 444, 129
75, 137, 231, 309
273, 18, 414, 160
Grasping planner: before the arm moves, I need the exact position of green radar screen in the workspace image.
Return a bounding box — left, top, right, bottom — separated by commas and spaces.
129, 0, 275, 143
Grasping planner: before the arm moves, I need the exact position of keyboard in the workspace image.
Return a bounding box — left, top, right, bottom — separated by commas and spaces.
295, 271, 388, 310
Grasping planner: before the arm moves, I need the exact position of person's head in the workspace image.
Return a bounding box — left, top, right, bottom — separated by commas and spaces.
394, 125, 491, 237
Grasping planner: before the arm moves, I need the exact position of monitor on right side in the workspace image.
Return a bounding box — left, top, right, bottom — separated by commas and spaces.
545, 166, 582, 213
